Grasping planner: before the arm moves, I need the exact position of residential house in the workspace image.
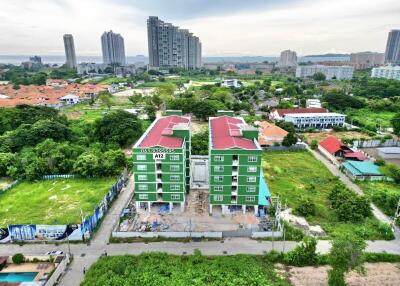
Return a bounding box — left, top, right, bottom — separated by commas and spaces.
257, 121, 288, 147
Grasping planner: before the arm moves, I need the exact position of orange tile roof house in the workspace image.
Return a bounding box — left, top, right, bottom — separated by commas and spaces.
257, 121, 288, 147
0, 83, 108, 108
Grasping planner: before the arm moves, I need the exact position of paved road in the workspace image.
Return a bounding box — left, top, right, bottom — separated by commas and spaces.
309, 148, 400, 240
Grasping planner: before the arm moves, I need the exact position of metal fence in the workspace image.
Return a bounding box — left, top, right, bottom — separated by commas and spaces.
353, 139, 400, 149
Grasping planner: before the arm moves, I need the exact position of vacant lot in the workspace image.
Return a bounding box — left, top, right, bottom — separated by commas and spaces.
303, 131, 373, 143
345, 109, 396, 130
263, 150, 391, 239
0, 178, 115, 226
81, 253, 290, 286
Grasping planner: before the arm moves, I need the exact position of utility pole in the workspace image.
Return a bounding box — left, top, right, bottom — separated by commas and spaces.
391, 199, 400, 231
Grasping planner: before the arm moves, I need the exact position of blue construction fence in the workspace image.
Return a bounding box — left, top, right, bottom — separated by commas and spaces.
0, 171, 128, 243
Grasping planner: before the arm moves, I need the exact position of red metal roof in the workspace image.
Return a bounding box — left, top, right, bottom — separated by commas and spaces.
139, 116, 189, 148
319, 136, 348, 154
210, 116, 257, 150
273, 108, 327, 117
344, 151, 368, 161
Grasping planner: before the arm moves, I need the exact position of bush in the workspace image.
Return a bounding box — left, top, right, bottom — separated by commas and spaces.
309, 140, 318, 150
295, 198, 316, 216
12, 253, 25, 264
283, 236, 317, 266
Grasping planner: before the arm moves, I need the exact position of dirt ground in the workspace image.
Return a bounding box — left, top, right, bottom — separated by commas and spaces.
277, 263, 400, 286
125, 190, 261, 232
362, 148, 400, 167
191, 120, 208, 134
303, 131, 373, 143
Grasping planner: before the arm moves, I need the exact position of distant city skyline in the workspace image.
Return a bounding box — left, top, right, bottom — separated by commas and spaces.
0, 0, 399, 56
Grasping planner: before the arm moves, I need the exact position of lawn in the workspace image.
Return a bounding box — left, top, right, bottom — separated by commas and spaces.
263, 150, 392, 239
0, 178, 115, 226
345, 108, 396, 129
81, 253, 290, 286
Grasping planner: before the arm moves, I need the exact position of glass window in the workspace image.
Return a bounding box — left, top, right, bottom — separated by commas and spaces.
170, 175, 180, 181
139, 194, 148, 200
138, 184, 148, 191
170, 185, 180, 191
171, 194, 180, 200
137, 165, 147, 171
214, 155, 224, 162
245, 196, 255, 202
214, 186, 223, 192
170, 165, 180, 172
247, 186, 256, 192
136, 154, 146, 161
247, 166, 257, 173
247, 176, 256, 183
138, 175, 147, 181
214, 166, 224, 172
248, 156, 258, 162
170, 154, 180, 161
214, 176, 223, 182
214, 195, 223, 202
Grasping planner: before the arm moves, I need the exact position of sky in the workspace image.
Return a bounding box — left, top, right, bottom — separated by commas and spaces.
0, 0, 399, 56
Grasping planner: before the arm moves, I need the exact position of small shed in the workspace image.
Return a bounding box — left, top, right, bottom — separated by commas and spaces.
341, 160, 383, 181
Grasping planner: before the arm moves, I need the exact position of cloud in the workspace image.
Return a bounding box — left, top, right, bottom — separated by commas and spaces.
0, 0, 398, 56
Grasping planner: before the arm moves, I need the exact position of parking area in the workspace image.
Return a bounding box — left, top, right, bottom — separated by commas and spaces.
362, 147, 400, 167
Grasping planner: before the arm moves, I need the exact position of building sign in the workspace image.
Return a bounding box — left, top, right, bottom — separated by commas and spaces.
141, 148, 174, 153
153, 153, 166, 160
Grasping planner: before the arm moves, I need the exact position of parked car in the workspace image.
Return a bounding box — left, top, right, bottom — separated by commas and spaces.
45, 250, 64, 256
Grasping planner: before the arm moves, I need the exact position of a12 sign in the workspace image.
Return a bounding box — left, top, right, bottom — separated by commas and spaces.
153, 153, 165, 160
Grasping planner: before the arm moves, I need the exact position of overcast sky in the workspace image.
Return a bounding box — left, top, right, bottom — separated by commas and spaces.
0, 0, 399, 56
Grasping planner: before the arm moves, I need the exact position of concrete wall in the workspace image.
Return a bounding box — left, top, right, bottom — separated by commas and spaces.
45, 254, 70, 286
251, 231, 283, 238
112, 231, 223, 238
318, 145, 340, 166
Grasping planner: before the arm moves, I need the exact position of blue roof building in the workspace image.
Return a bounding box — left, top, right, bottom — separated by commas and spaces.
341, 160, 383, 181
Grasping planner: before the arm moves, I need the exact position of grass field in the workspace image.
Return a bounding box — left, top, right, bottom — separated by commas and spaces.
345, 108, 396, 129
263, 150, 393, 239
81, 253, 290, 286
0, 178, 115, 226
303, 131, 373, 143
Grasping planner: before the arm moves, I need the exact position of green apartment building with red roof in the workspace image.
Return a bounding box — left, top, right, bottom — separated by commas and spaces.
209, 113, 270, 215
132, 113, 190, 212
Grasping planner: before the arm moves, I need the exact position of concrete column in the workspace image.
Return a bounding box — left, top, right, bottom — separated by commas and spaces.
254, 205, 259, 215
136, 202, 140, 211
242, 205, 246, 214
147, 202, 151, 213
222, 205, 229, 215
169, 202, 173, 213
209, 204, 213, 215
180, 202, 184, 212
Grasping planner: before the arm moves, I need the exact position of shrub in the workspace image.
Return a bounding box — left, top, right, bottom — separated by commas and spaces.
283, 236, 317, 266
375, 159, 386, 166
295, 198, 316, 216
12, 253, 24, 264
309, 139, 318, 150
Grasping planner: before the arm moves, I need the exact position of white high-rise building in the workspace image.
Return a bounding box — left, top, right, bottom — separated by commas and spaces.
147, 16, 202, 70
101, 31, 126, 66
371, 66, 400, 80
63, 34, 77, 69
296, 65, 354, 80
278, 50, 297, 68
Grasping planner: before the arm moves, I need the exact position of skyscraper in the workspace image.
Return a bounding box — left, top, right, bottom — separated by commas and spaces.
384, 30, 400, 64
278, 50, 297, 68
63, 34, 77, 69
101, 31, 126, 66
147, 16, 202, 70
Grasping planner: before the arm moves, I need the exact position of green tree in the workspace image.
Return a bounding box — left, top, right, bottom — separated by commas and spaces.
313, 72, 326, 81
12, 253, 25, 264
191, 129, 209, 155
73, 153, 100, 177
282, 132, 297, 147
98, 92, 113, 110
328, 234, 366, 286
284, 236, 317, 266
391, 113, 400, 135
310, 139, 318, 150
0, 152, 15, 176
192, 99, 225, 121
93, 110, 143, 147
295, 198, 316, 216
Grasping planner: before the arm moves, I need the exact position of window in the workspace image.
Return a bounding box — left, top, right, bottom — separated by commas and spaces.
247, 166, 257, 173
214, 155, 224, 162
171, 194, 180, 200
247, 176, 256, 183
214, 166, 224, 172
170, 185, 180, 191
214, 186, 223, 192
136, 154, 146, 161
245, 196, 255, 202
139, 194, 148, 200
170, 165, 180, 172
214, 195, 223, 202
138, 175, 147, 181
247, 186, 256, 192
248, 156, 258, 162
137, 165, 147, 171
170, 175, 180, 181
138, 184, 148, 191
214, 176, 223, 182
170, 154, 180, 161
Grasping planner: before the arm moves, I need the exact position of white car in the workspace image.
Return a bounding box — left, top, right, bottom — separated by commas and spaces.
45, 250, 64, 256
